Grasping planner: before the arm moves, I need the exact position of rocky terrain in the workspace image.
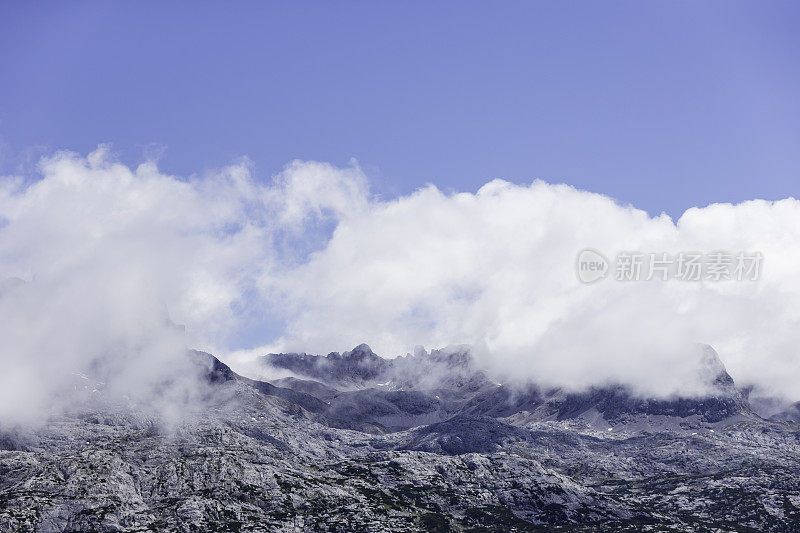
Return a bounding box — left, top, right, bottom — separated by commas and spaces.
2, 344, 800, 531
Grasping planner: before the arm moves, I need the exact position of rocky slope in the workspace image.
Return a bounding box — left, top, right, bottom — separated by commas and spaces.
1, 345, 799, 531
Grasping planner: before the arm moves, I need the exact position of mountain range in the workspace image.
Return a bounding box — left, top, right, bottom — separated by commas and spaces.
2, 344, 799, 531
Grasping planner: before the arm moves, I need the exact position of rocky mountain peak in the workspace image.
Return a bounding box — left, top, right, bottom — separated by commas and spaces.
334, 343, 378, 361
261, 344, 390, 386
697, 344, 736, 387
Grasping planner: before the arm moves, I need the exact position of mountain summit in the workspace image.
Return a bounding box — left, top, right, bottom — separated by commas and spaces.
259, 343, 752, 433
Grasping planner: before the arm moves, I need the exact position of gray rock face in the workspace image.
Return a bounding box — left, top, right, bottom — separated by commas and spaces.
2, 345, 800, 532
261, 344, 391, 386
770, 402, 800, 423
396, 415, 530, 454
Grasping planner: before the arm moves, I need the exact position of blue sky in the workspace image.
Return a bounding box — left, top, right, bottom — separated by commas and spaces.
1, 1, 798, 218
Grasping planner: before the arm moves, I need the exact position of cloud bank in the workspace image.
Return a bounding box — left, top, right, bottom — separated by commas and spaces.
1, 147, 799, 421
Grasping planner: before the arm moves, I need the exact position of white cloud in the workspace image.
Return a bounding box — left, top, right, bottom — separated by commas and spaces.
1, 147, 799, 423
0, 148, 365, 423
261, 181, 800, 400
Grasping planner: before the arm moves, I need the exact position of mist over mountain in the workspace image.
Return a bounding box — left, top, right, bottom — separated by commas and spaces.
2, 150, 800, 530
255, 343, 753, 433
3, 343, 799, 531
3, 149, 800, 420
